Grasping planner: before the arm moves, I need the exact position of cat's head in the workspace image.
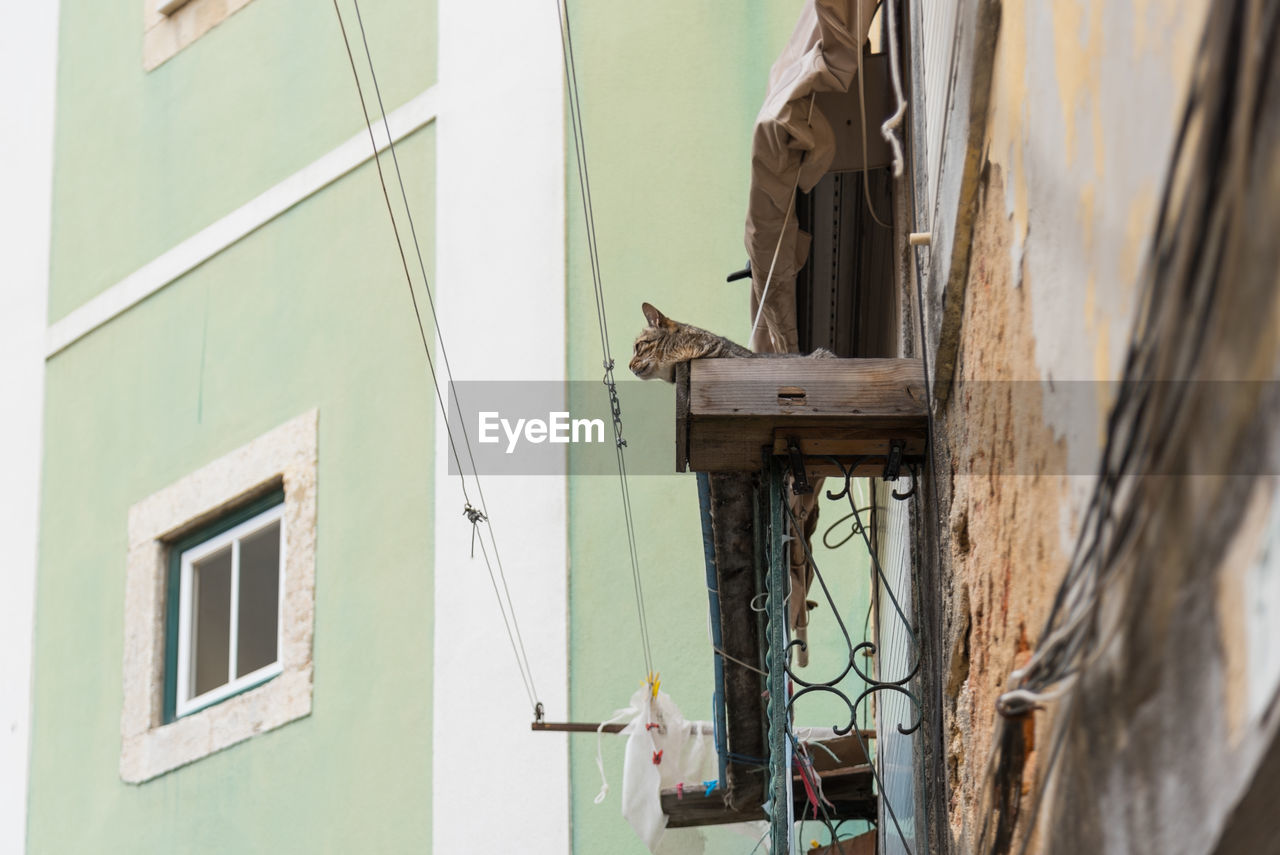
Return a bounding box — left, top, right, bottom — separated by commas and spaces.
629, 302, 680, 382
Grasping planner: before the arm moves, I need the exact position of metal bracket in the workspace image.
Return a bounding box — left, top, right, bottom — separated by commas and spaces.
891, 463, 918, 501
786, 438, 813, 495
883, 439, 904, 482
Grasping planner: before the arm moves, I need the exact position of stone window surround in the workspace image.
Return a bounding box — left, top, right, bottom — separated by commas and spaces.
121, 409, 317, 784
144, 0, 258, 71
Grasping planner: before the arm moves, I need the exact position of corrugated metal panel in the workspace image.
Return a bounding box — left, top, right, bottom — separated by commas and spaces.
919, 0, 958, 214
876, 484, 919, 855
796, 169, 898, 358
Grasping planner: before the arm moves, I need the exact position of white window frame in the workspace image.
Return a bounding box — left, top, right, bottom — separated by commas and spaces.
175, 503, 286, 718
121, 409, 317, 784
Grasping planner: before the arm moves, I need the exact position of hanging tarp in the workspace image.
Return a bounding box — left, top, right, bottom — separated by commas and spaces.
746, 0, 878, 353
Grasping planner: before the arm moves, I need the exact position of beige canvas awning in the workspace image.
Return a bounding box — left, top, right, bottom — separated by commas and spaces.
746, 0, 878, 353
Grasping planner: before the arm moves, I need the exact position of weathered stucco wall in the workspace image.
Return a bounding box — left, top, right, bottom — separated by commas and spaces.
923, 0, 1219, 851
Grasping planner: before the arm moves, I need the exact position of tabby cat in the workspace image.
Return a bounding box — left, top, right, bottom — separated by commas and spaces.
629, 302, 831, 381
629, 302, 828, 666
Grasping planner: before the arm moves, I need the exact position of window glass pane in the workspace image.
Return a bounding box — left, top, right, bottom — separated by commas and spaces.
192, 546, 232, 697
236, 520, 281, 677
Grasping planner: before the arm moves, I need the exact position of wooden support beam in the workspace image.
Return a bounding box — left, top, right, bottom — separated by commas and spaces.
709, 470, 768, 811
530, 721, 725, 736
805, 733, 872, 770
661, 763, 876, 828
530, 721, 626, 734
676, 358, 927, 472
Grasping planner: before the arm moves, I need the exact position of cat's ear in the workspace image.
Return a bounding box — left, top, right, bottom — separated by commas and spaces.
642, 302, 672, 329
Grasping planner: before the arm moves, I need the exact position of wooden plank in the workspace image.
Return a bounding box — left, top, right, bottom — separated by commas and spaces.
708, 471, 768, 810
530, 721, 626, 734
806, 733, 872, 771
660, 785, 766, 829
675, 362, 691, 472
662, 763, 876, 828
531, 721, 724, 735
683, 358, 928, 472
772, 428, 927, 459
687, 418, 926, 474
690, 358, 925, 418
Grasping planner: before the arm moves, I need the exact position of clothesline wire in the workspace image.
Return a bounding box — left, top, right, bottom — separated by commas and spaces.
331, 0, 541, 715
556, 0, 657, 683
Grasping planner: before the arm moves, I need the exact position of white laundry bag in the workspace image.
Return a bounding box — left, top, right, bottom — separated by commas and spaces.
594, 684, 717, 852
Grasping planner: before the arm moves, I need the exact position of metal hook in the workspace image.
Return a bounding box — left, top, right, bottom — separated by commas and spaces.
891, 464, 918, 501
786, 438, 813, 495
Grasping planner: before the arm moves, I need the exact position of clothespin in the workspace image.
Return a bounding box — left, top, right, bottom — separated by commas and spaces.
462, 503, 487, 558
652, 749, 663, 765
646, 671, 661, 698
702, 779, 718, 797
676, 782, 684, 800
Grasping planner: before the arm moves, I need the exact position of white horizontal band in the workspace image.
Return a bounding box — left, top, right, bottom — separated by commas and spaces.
45, 85, 439, 358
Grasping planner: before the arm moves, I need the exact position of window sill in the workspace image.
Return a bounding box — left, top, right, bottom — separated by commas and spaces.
175, 661, 283, 719
143, 0, 258, 71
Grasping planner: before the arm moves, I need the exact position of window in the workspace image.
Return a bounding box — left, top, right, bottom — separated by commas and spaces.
168, 493, 284, 720
121, 410, 316, 783
144, 0, 260, 70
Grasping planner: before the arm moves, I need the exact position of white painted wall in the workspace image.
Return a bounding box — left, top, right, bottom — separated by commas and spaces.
434, 1, 569, 852
0, 3, 59, 853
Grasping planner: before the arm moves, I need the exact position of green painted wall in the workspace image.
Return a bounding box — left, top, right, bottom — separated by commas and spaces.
29, 0, 439, 849
563, 2, 872, 851
47, 0, 436, 322
33, 0, 879, 849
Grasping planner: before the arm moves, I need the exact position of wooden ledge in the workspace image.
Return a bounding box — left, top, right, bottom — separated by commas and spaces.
661, 763, 875, 828
661, 734, 875, 828
676, 358, 928, 472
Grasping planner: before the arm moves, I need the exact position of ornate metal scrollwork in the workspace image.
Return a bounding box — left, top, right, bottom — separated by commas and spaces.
767, 452, 924, 854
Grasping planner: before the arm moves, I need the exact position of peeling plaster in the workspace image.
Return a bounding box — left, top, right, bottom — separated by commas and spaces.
938, 166, 1072, 852
978, 0, 1212, 489
932, 0, 1216, 847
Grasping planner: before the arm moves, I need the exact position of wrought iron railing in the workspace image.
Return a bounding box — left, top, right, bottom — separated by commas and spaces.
763, 455, 924, 854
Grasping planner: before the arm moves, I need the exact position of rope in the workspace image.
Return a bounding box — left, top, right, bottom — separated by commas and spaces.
713, 646, 768, 677
880, 0, 908, 177
854, 0, 892, 229
331, 0, 541, 715
556, 0, 657, 684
